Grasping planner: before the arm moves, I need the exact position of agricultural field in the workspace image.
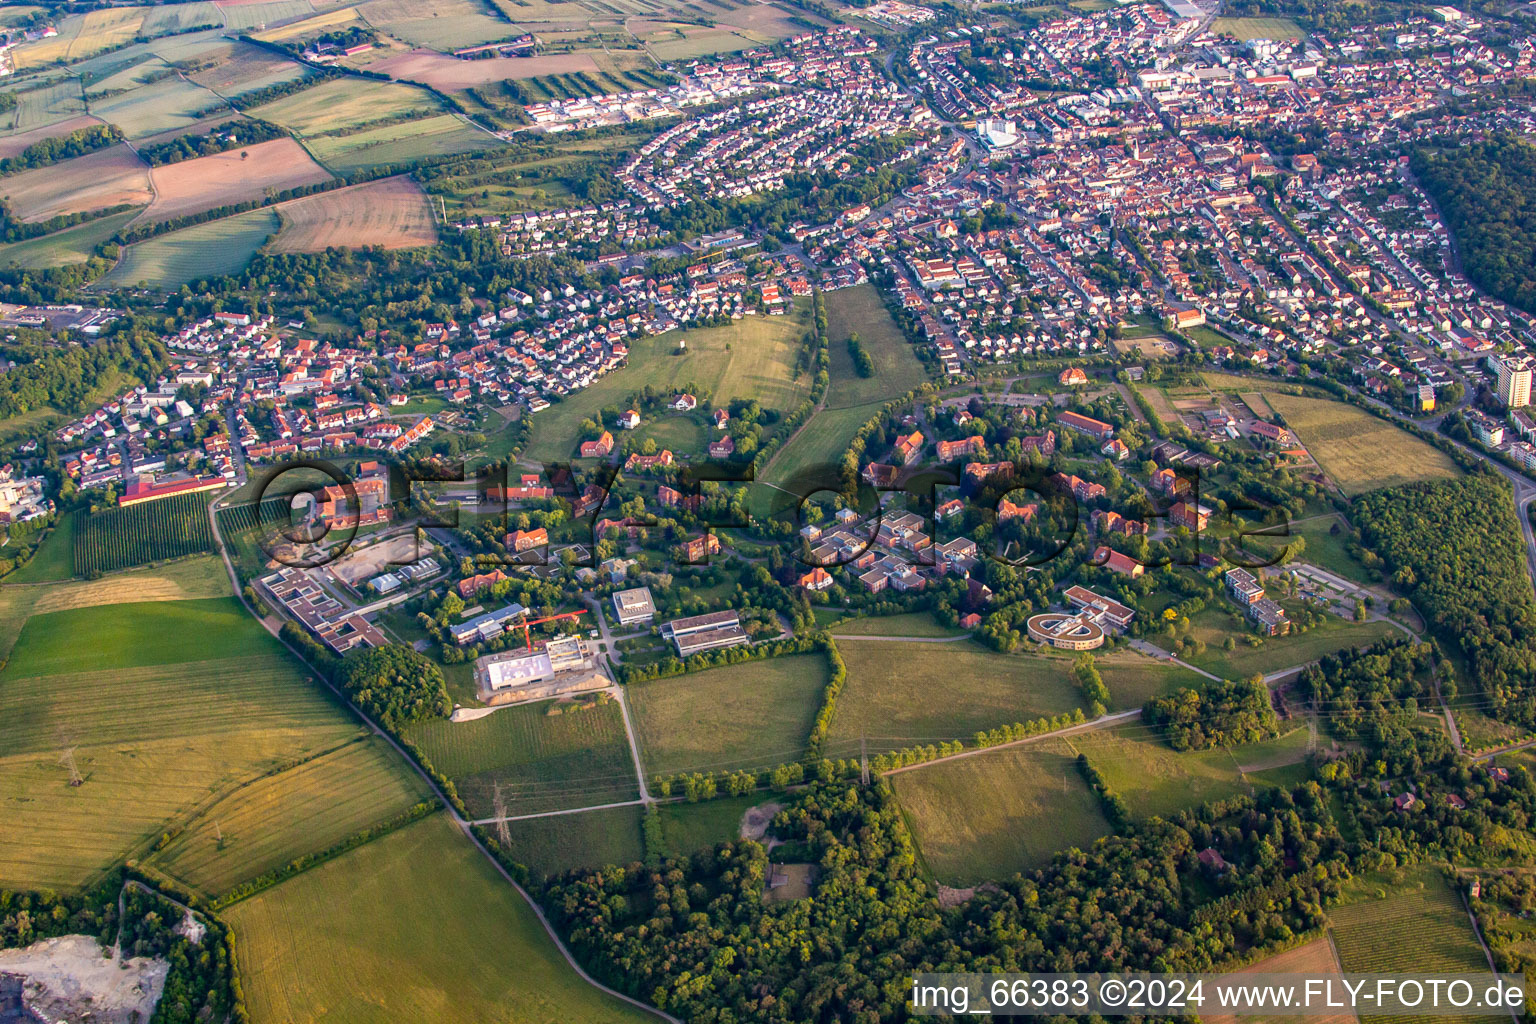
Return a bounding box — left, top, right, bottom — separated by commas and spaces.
645, 25, 759, 60
217, 0, 323, 32
822, 283, 929, 408
0, 554, 230, 662
0, 143, 150, 222
72, 491, 214, 575
147, 736, 432, 896
407, 698, 639, 816
301, 112, 498, 172
499, 804, 645, 878
0, 112, 100, 159
523, 307, 814, 462
140, 2, 224, 34
13, 7, 146, 68
0, 208, 139, 268
141, 137, 330, 222
248, 75, 439, 136
225, 812, 660, 1024
7, 79, 87, 132
1265, 392, 1459, 497
892, 740, 1112, 885
1206, 937, 1354, 1024
188, 41, 312, 96
359, 0, 523, 49
91, 74, 226, 139
270, 175, 435, 251
1330, 868, 1497, 1024
249, 4, 367, 43
1072, 724, 1253, 820
370, 47, 600, 89
827, 640, 1085, 755
0, 596, 362, 889
98, 207, 279, 290
628, 654, 828, 778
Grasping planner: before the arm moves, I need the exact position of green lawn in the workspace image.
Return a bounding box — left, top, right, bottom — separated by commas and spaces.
499, 804, 645, 880
831, 612, 963, 638
225, 812, 661, 1024
1073, 725, 1251, 820
654, 795, 761, 859
1096, 653, 1203, 711
828, 639, 1085, 755
822, 283, 930, 409
1181, 608, 1398, 680
524, 308, 813, 462
893, 739, 1112, 885
628, 653, 828, 778
3, 510, 76, 583
760, 400, 882, 491
407, 698, 639, 816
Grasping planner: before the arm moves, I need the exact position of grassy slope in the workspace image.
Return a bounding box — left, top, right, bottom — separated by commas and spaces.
225, 812, 660, 1024
628, 654, 828, 777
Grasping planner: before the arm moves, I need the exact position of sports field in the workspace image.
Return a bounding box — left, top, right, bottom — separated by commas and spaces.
226, 813, 661, 1024
148, 736, 432, 896
1265, 392, 1458, 497
827, 640, 1084, 755
99, 207, 279, 290
0, 596, 363, 889
500, 804, 645, 878
249, 76, 440, 136
822, 283, 929, 409
302, 113, 497, 172
142, 137, 331, 222
407, 698, 639, 816
892, 740, 1112, 884
524, 307, 813, 462
0, 143, 150, 222
628, 654, 828, 778
1210, 16, 1304, 40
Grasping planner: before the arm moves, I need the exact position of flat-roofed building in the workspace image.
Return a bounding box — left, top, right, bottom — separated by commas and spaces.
666, 609, 748, 656
449, 603, 527, 645
1063, 585, 1135, 631
612, 586, 656, 625
1026, 611, 1105, 650
474, 635, 601, 703
1225, 567, 1266, 605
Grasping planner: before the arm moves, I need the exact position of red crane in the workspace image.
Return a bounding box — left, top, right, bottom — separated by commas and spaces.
515, 610, 587, 651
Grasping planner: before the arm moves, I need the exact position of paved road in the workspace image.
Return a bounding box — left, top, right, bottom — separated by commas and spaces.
1125, 638, 1222, 681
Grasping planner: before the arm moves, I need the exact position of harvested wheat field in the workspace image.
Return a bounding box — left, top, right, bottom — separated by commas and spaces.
370, 47, 600, 88
270, 175, 436, 252
142, 137, 331, 222
0, 143, 150, 222
0, 114, 102, 161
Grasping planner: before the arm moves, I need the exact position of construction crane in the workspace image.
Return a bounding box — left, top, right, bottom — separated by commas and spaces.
515, 610, 587, 652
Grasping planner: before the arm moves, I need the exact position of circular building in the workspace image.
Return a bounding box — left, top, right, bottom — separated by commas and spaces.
1026, 611, 1105, 650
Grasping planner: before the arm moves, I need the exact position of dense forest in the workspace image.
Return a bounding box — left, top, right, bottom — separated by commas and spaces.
1144, 676, 1280, 750
0, 331, 166, 419
1353, 473, 1536, 727
334, 643, 452, 728
0, 123, 121, 176
1412, 137, 1536, 315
